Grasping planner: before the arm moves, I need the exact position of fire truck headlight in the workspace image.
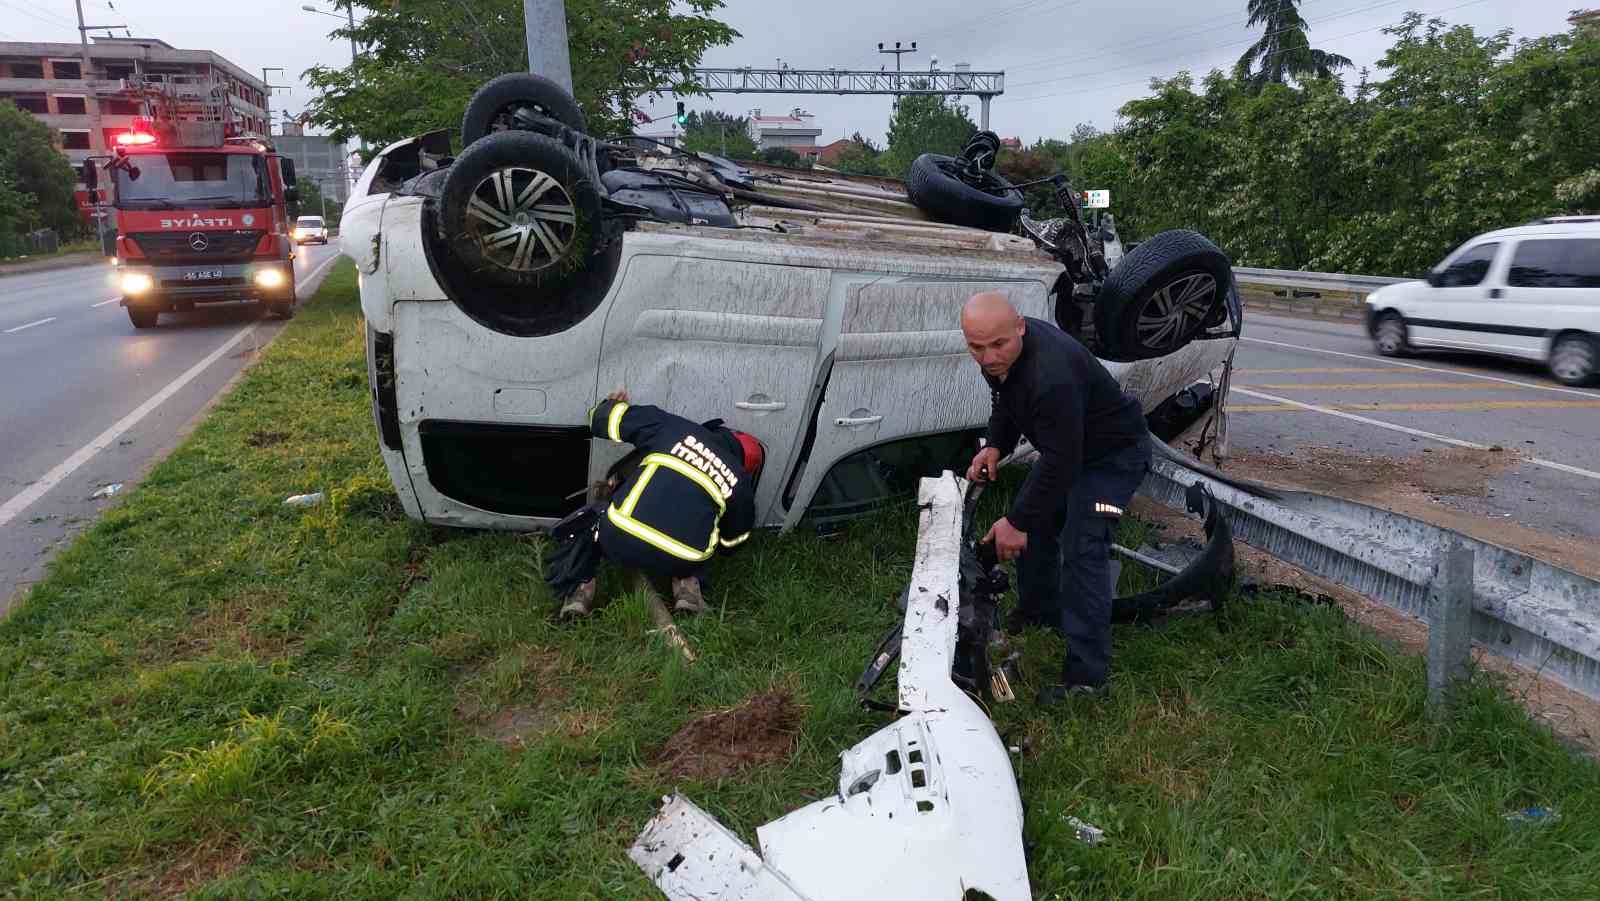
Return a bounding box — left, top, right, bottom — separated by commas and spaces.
254, 268, 286, 289
120, 272, 154, 295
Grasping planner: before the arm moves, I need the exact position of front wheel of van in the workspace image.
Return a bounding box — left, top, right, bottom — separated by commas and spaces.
1549, 334, 1598, 387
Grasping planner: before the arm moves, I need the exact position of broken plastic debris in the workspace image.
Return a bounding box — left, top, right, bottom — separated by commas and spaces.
1064, 815, 1105, 845
1503, 807, 1559, 825
90, 483, 123, 499
283, 492, 325, 507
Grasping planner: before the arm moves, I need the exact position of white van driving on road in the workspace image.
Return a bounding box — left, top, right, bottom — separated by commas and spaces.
1365, 218, 1600, 386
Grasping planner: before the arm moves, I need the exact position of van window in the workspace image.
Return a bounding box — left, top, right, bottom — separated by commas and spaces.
296, 216, 325, 227
1435, 243, 1499, 287
1508, 239, 1600, 288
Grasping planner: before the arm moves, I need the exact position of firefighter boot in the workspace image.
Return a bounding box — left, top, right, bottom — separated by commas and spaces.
560, 580, 600, 619
671, 576, 706, 614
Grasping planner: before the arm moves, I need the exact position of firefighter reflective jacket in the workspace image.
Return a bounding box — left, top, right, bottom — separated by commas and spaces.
589, 399, 756, 563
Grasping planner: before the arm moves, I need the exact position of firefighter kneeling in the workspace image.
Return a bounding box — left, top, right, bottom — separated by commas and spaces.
547, 390, 765, 618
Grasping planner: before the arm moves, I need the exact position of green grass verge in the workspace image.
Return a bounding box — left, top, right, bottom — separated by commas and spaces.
4, 263, 1599, 897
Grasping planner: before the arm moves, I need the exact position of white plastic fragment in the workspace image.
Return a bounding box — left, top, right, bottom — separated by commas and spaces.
89, 483, 123, 499
631, 474, 1032, 901
1065, 815, 1105, 845
283, 492, 325, 507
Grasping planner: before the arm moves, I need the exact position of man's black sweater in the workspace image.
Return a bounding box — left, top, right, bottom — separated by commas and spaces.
983, 317, 1148, 534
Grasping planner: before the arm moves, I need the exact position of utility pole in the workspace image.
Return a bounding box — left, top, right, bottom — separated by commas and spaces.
261, 67, 289, 135
74, 0, 123, 253
523, 0, 573, 93
877, 40, 917, 105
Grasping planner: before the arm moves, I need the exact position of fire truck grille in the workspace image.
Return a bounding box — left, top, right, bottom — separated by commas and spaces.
129, 230, 263, 261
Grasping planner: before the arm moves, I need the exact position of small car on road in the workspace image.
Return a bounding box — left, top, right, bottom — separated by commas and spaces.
1365, 218, 1600, 386
294, 215, 329, 245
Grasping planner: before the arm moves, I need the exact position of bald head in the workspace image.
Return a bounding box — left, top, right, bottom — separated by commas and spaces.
961, 292, 1027, 381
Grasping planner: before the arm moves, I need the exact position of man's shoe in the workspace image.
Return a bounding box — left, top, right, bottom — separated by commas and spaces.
671, 576, 706, 614
1037, 682, 1105, 706
560, 580, 599, 619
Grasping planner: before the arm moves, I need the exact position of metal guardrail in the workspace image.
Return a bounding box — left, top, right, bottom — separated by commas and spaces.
1142, 455, 1600, 701
1233, 266, 1409, 294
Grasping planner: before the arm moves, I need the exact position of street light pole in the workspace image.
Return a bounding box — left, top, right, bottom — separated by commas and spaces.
302, 4, 365, 150
877, 40, 918, 106
523, 0, 573, 93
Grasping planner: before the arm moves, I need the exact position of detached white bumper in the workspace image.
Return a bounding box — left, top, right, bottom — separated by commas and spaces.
630, 474, 1031, 901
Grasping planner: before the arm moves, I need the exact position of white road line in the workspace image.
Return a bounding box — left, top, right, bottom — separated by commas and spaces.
1242, 335, 1599, 398
4, 317, 56, 334
1231, 387, 1600, 484
0, 321, 261, 529
92, 296, 121, 308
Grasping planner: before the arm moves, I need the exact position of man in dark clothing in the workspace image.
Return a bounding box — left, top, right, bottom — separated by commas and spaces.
558, 389, 765, 619
961, 292, 1151, 702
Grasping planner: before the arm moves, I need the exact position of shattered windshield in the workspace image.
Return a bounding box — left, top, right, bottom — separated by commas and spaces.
114, 152, 269, 210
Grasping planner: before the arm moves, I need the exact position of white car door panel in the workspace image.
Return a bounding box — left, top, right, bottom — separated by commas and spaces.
782, 278, 1050, 528
597, 254, 832, 526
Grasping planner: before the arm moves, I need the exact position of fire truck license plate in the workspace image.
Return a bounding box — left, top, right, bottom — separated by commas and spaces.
183, 269, 223, 281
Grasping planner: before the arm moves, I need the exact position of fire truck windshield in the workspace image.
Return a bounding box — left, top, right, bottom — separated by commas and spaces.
114, 152, 269, 210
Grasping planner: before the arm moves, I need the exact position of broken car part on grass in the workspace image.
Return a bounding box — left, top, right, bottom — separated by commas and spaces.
631, 474, 1031, 900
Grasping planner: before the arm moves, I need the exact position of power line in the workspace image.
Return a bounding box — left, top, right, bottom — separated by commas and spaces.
1006, 0, 1418, 92
1003, 0, 1492, 106
0, 0, 77, 32
1004, 0, 1375, 72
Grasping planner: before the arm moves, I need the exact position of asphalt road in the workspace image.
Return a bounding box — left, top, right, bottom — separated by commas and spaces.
1228, 311, 1600, 546
0, 244, 342, 611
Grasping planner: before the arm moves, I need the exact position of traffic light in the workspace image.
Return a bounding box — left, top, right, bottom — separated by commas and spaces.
675, 102, 687, 126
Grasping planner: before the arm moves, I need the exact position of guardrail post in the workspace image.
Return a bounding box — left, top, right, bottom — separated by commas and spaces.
1426, 543, 1474, 718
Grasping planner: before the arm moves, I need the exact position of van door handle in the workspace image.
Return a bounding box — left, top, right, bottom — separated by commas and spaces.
1488, 288, 1504, 299
735, 400, 786, 412
835, 415, 883, 427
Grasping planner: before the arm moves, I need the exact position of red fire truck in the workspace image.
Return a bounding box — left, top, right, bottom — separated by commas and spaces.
81, 74, 301, 329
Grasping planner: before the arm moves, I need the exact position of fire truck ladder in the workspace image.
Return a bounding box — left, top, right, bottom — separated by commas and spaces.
120, 73, 237, 147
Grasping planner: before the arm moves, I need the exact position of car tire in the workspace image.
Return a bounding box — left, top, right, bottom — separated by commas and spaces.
1093, 229, 1233, 361
460, 72, 589, 150
1374, 312, 1410, 357
430, 130, 619, 337
128, 306, 158, 329
905, 153, 1023, 231
1549, 333, 1598, 386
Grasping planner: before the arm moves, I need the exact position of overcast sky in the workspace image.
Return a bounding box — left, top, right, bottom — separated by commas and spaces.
2, 0, 1577, 144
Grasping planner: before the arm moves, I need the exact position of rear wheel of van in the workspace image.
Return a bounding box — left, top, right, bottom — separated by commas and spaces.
1094, 229, 1233, 361
1549, 334, 1598, 386
431, 129, 620, 337
460, 72, 589, 150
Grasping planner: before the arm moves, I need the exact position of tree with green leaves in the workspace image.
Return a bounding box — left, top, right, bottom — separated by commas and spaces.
883, 92, 976, 179
304, 0, 737, 152
756, 147, 810, 169
1235, 0, 1352, 90
679, 110, 757, 159
829, 133, 886, 177
0, 100, 81, 255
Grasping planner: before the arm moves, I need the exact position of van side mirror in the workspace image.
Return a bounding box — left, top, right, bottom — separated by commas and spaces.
81, 160, 98, 190
1425, 270, 1443, 288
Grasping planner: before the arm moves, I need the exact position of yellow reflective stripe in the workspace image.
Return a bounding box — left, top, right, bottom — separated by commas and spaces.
719, 531, 750, 548
642, 453, 726, 511
619, 463, 655, 516
606, 505, 713, 562
606, 402, 630, 442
